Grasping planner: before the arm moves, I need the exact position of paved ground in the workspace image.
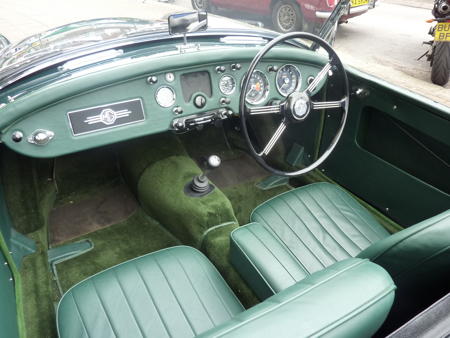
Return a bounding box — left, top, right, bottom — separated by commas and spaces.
0, 0, 448, 106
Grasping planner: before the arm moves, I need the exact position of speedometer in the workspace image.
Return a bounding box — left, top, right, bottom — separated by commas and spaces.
276, 64, 301, 97
245, 70, 269, 105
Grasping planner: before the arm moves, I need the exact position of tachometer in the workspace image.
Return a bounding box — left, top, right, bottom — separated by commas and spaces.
245, 70, 269, 105
276, 64, 301, 97
219, 75, 236, 95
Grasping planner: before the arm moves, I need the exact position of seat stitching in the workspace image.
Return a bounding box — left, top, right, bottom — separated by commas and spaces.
282, 194, 346, 259
112, 269, 145, 338
154, 257, 197, 336
206, 259, 376, 336
316, 186, 373, 246
90, 279, 118, 337
328, 186, 387, 240
191, 253, 234, 318
247, 225, 305, 282
70, 292, 90, 337
170, 251, 216, 326
305, 191, 362, 257
134, 263, 171, 338
264, 204, 327, 268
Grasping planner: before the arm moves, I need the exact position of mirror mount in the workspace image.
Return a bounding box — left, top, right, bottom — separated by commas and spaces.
168, 11, 208, 52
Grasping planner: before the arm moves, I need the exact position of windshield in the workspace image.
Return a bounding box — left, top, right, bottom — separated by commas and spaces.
0, 0, 448, 104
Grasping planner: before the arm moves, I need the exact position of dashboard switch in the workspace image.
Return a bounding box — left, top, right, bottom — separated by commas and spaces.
194, 95, 207, 109
215, 65, 226, 73
231, 63, 242, 71
147, 76, 158, 84
219, 97, 231, 105
268, 65, 279, 72
173, 106, 183, 114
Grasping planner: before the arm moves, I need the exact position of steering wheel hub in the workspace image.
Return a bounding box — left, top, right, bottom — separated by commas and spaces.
288, 92, 310, 121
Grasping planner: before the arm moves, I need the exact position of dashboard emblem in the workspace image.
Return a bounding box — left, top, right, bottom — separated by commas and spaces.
84, 108, 131, 126
67, 98, 145, 136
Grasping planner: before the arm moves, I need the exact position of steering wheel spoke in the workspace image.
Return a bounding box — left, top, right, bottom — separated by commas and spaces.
306, 62, 332, 95
247, 104, 282, 116
311, 98, 346, 110
258, 120, 287, 156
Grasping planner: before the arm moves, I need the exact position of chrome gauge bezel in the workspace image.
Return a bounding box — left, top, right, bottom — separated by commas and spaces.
219, 74, 236, 95
276, 64, 302, 97
155, 86, 176, 108
244, 69, 270, 105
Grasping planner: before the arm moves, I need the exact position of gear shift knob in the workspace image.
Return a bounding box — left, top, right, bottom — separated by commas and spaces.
207, 155, 221, 169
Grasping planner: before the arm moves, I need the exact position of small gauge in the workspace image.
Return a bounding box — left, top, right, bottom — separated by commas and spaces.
219, 75, 236, 95
155, 86, 175, 108
245, 70, 269, 105
165, 72, 175, 82
276, 64, 302, 97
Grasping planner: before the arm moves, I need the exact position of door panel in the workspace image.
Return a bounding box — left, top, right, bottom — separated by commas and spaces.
320, 71, 450, 227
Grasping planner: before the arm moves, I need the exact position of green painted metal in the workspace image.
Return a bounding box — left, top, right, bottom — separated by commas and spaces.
0, 249, 19, 338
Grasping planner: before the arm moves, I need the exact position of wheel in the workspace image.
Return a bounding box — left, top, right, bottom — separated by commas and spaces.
272, 1, 303, 33
240, 32, 349, 177
191, 0, 210, 11
431, 41, 450, 86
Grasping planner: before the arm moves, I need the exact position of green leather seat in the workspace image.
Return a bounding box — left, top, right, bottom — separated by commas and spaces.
57, 246, 396, 337
231, 182, 450, 329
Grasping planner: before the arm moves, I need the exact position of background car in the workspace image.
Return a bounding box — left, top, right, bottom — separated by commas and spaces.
192, 0, 372, 32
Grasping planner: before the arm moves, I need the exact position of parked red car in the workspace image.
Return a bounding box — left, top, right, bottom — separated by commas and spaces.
192, 0, 373, 32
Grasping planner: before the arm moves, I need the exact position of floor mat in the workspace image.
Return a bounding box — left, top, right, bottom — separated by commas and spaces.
55, 209, 180, 292
207, 153, 269, 189
222, 178, 292, 225
49, 184, 138, 245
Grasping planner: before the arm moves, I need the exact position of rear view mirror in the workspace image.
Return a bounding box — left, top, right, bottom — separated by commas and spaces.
168, 11, 208, 35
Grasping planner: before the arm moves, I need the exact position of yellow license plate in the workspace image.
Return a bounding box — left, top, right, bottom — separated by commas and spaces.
351, 0, 369, 7
434, 22, 450, 41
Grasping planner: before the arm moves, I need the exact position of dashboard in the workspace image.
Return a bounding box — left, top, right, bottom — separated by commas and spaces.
1, 48, 326, 158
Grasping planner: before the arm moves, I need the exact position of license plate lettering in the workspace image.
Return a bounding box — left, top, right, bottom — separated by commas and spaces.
434, 22, 450, 41
351, 0, 368, 7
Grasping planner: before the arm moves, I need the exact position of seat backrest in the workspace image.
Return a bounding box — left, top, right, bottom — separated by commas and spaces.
358, 209, 450, 333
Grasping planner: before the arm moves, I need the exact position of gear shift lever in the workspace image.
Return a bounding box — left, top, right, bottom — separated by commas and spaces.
185, 155, 221, 197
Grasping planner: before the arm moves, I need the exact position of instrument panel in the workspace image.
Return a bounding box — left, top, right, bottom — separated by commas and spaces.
2, 55, 325, 158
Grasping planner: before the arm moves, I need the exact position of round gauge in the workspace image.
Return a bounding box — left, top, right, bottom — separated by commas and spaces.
219, 75, 236, 95
155, 86, 175, 108
276, 64, 302, 97
245, 70, 269, 105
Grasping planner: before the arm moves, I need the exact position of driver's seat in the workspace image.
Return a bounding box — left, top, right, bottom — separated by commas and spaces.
231, 182, 450, 329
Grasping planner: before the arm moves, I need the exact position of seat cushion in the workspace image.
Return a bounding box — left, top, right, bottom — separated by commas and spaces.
251, 182, 390, 275
57, 246, 243, 338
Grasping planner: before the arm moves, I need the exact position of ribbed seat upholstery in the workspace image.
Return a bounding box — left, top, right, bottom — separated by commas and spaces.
251, 182, 390, 275
57, 246, 243, 338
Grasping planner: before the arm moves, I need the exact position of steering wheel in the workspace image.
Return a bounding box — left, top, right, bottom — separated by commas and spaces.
239, 32, 349, 177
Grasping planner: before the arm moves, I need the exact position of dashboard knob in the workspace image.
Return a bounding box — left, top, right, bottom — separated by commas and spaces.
231, 63, 242, 71
220, 97, 231, 105
11, 131, 23, 143
194, 95, 207, 109
268, 65, 279, 72
146, 76, 158, 84
173, 106, 183, 114
215, 65, 226, 73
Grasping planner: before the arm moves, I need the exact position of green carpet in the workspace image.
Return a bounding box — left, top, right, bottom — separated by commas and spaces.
56, 209, 180, 292
222, 179, 292, 226
20, 228, 57, 338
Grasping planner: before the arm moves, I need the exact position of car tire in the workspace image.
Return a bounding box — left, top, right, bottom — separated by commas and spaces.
431, 41, 450, 86
272, 1, 303, 33
191, 0, 210, 11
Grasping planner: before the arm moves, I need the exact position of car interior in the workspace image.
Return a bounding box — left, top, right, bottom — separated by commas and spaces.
0, 14, 449, 338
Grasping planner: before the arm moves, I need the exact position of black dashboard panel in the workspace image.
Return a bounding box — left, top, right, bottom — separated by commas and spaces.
180, 71, 212, 102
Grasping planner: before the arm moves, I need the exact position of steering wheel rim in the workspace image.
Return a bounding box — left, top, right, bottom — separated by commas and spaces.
239, 32, 349, 177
